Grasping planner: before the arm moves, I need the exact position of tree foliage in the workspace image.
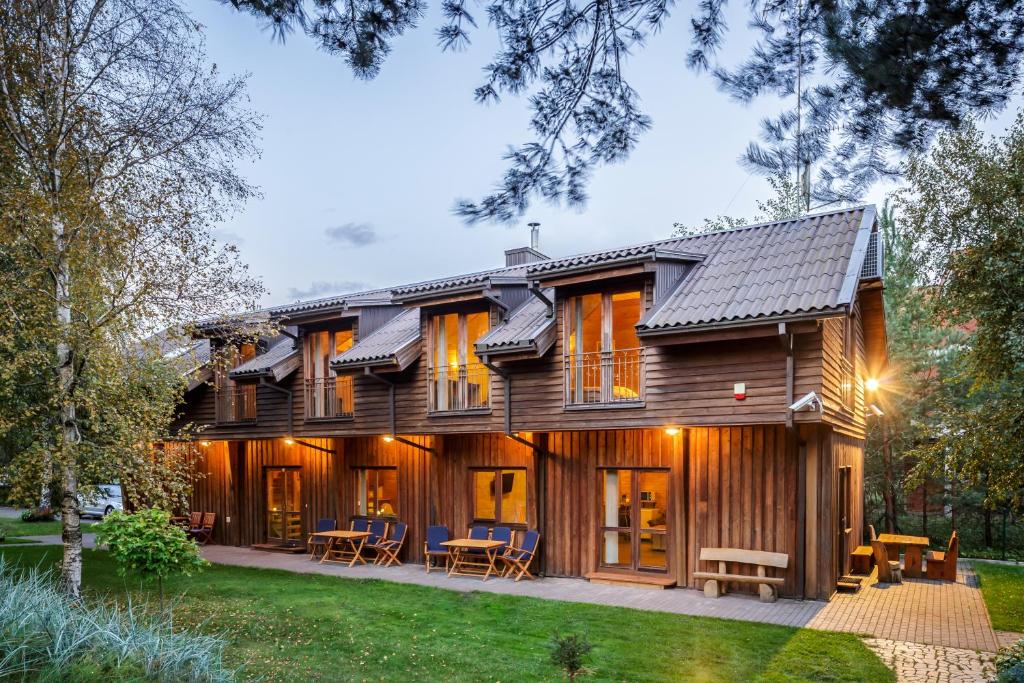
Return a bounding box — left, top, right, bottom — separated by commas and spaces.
0, 0, 266, 597
898, 115, 1024, 510
226, 0, 1024, 221
671, 172, 804, 237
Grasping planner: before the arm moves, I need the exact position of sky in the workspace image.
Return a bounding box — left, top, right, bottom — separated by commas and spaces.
187, 1, 1020, 308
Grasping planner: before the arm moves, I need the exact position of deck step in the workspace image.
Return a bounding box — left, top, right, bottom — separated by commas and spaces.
585, 571, 676, 590
252, 542, 306, 554
836, 575, 864, 592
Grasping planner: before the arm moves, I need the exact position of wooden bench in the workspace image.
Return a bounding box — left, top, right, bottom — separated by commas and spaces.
851, 545, 874, 575
693, 547, 789, 603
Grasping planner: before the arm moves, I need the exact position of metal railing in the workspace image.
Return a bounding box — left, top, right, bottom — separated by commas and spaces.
304, 376, 354, 419
564, 348, 645, 406
215, 384, 257, 423
428, 362, 490, 412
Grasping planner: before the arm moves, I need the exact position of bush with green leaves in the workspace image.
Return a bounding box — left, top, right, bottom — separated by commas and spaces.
997, 639, 1024, 682
0, 557, 232, 681
551, 632, 593, 681
95, 508, 207, 609
20, 506, 54, 522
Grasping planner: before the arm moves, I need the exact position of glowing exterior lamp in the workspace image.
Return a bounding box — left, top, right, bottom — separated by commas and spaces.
664, 427, 680, 436
200, 441, 211, 447
284, 437, 295, 446
382, 435, 394, 443
865, 377, 880, 392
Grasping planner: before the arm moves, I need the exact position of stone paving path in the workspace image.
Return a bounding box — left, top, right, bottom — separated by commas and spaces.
864, 638, 996, 683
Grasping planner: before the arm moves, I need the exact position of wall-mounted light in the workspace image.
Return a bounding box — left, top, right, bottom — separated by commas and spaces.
865, 377, 880, 392
200, 441, 211, 447
664, 427, 680, 436
382, 435, 394, 443
284, 437, 295, 446
869, 403, 885, 417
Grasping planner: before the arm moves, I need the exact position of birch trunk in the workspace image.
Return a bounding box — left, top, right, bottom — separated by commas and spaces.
53, 213, 83, 599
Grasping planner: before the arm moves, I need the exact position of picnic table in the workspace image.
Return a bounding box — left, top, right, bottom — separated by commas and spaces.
441, 539, 507, 581
877, 533, 930, 578
318, 529, 372, 567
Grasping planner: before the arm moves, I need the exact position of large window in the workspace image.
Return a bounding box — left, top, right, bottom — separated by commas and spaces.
215, 343, 257, 423
429, 311, 490, 412
356, 467, 398, 517
472, 468, 527, 525
564, 291, 644, 405
304, 329, 354, 419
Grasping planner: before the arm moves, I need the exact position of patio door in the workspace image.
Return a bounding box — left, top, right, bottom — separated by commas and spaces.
266, 467, 302, 544
599, 469, 669, 573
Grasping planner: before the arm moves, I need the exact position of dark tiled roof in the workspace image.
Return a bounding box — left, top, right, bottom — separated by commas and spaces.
229, 337, 299, 379
333, 308, 421, 369
638, 206, 875, 333
270, 288, 393, 316
526, 244, 704, 277
475, 290, 555, 355
390, 266, 527, 300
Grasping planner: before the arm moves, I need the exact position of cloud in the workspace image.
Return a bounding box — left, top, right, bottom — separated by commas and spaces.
215, 229, 245, 247
286, 280, 371, 301
325, 222, 378, 248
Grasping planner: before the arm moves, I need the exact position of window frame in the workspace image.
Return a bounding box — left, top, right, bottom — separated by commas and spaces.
352, 465, 399, 519
303, 327, 355, 420
469, 466, 528, 528
427, 310, 492, 414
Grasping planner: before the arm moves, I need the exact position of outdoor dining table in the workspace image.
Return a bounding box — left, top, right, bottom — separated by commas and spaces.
441, 539, 507, 581
318, 530, 372, 567
877, 533, 930, 578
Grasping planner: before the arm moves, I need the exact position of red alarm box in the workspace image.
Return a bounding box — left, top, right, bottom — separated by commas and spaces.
734, 382, 746, 400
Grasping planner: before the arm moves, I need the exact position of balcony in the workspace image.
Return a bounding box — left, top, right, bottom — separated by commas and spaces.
428, 362, 490, 412
305, 376, 354, 419
215, 385, 257, 423
564, 348, 645, 406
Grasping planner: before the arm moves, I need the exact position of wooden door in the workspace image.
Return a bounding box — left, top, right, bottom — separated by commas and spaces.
599, 468, 669, 573
266, 467, 302, 543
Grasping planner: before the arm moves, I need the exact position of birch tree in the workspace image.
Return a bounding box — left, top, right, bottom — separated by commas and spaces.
0, 0, 264, 597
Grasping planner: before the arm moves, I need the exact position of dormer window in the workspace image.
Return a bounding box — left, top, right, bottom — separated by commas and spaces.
215, 343, 257, 423
564, 290, 644, 406
428, 311, 490, 412
305, 329, 354, 419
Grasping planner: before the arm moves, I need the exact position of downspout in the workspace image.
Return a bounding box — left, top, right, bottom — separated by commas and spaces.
363, 367, 396, 437
529, 282, 554, 317
480, 354, 511, 435
259, 377, 293, 436
482, 289, 510, 322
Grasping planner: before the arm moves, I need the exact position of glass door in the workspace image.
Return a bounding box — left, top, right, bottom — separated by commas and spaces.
266, 468, 302, 543
600, 469, 669, 572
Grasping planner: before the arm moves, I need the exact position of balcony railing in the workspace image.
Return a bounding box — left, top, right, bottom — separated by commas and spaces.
305, 376, 354, 419
215, 384, 257, 423
428, 362, 490, 412
564, 348, 645, 406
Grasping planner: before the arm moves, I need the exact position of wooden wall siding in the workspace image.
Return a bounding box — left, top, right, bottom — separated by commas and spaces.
829, 431, 865, 589
542, 430, 685, 583
337, 435, 437, 564
189, 440, 236, 545
819, 297, 868, 439
685, 425, 801, 597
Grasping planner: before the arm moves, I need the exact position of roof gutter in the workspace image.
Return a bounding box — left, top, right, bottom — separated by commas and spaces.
480, 354, 512, 435
529, 283, 554, 318
636, 307, 843, 338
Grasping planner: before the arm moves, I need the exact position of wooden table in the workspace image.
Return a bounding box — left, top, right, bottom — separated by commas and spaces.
318, 530, 372, 567
442, 539, 507, 581
877, 533, 930, 578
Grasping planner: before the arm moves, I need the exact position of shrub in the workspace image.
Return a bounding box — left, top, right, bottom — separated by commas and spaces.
551, 632, 593, 681
0, 557, 233, 682
20, 506, 54, 522
996, 638, 1024, 682
95, 508, 207, 611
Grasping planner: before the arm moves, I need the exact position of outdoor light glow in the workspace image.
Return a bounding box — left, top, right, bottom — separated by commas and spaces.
284, 438, 295, 445
200, 441, 211, 447
382, 435, 394, 443
665, 427, 680, 436
865, 378, 880, 392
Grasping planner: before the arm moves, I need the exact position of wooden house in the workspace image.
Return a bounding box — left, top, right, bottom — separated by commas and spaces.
173, 205, 887, 599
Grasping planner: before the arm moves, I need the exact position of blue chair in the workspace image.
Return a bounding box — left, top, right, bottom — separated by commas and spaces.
491, 526, 513, 552
424, 525, 450, 573
501, 529, 540, 581
307, 518, 337, 560
466, 525, 490, 554
350, 518, 370, 533
367, 519, 388, 546
371, 522, 407, 567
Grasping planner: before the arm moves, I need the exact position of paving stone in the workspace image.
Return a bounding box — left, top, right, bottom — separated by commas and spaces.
864, 638, 995, 682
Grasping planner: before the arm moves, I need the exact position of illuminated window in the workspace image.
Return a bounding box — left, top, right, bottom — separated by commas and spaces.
565, 290, 644, 405
304, 329, 355, 418
429, 311, 490, 411
472, 468, 527, 525
214, 343, 257, 423
356, 467, 398, 517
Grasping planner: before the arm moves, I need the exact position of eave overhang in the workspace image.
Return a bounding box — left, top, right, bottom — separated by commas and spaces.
526, 248, 705, 284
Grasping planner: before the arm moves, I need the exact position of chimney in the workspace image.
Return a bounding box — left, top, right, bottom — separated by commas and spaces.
505, 221, 549, 266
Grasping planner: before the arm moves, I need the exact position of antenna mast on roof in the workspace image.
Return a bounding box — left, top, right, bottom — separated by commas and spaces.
528, 222, 541, 251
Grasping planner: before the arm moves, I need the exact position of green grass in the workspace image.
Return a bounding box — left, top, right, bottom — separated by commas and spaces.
973, 561, 1024, 633
0, 537, 37, 545
0, 546, 893, 682
0, 517, 93, 537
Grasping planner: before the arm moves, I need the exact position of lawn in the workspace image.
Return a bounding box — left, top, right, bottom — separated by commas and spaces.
0, 546, 893, 682
0, 516, 93, 538
973, 561, 1024, 633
